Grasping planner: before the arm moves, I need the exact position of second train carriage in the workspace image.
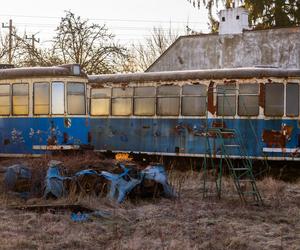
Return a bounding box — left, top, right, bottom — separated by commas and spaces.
88, 68, 300, 161
0, 64, 91, 156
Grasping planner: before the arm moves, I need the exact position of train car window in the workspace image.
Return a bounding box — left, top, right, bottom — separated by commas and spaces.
157, 85, 180, 116
265, 83, 284, 116
112, 87, 133, 116
67, 82, 85, 115
34, 82, 49, 115
134, 87, 155, 116
0, 84, 10, 115
238, 84, 259, 116
52, 82, 65, 114
12, 84, 29, 115
286, 83, 299, 117
90, 88, 111, 116
217, 84, 236, 116
182, 85, 206, 116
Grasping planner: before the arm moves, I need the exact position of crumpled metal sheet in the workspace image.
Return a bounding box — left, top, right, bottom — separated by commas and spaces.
43, 161, 175, 203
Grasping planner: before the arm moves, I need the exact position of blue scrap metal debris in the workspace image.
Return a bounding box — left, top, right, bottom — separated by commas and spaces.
43, 161, 175, 203
4, 164, 32, 199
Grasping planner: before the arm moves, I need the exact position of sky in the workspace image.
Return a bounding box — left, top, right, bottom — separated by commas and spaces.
0, 0, 211, 47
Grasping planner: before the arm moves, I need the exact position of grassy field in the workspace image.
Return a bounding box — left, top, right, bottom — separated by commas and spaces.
0, 156, 299, 249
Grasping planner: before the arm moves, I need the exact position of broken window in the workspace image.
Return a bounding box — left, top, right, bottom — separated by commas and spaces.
182, 85, 206, 116
112, 87, 133, 116
67, 82, 85, 115
265, 83, 284, 116
238, 84, 259, 116
34, 82, 49, 115
90, 88, 111, 116
52, 82, 65, 115
217, 84, 236, 116
0, 84, 10, 115
157, 85, 180, 116
134, 87, 155, 116
286, 83, 299, 117
12, 84, 29, 115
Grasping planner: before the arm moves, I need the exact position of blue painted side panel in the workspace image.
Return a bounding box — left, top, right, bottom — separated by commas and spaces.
0, 117, 90, 155
90, 118, 300, 158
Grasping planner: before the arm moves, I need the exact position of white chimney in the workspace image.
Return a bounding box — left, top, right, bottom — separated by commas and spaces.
218, 7, 250, 35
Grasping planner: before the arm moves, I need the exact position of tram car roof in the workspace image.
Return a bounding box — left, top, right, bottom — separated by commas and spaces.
88, 67, 300, 85
0, 64, 86, 80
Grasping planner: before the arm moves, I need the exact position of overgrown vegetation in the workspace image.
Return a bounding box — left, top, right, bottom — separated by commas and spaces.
0, 155, 299, 249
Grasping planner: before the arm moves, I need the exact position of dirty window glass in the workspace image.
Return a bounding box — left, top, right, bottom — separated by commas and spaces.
135, 87, 156, 97
182, 85, 206, 116
112, 98, 132, 116
157, 85, 180, 96
112, 87, 133, 97
0, 84, 10, 115
134, 87, 155, 116
52, 82, 65, 114
67, 82, 85, 115
286, 83, 299, 117
157, 85, 180, 116
157, 98, 180, 116
90, 88, 111, 116
265, 83, 284, 116
238, 84, 259, 116
34, 82, 49, 115
112, 87, 133, 116
217, 84, 236, 116
12, 84, 28, 115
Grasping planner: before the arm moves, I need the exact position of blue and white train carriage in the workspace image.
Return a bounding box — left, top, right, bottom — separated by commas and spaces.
0, 64, 90, 157
1, 65, 300, 161
88, 68, 300, 161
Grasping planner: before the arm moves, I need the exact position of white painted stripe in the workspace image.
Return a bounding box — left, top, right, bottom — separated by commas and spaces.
0, 153, 42, 158
32, 145, 80, 150
263, 147, 300, 153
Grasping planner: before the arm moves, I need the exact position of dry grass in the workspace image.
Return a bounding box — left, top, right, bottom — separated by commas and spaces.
0, 157, 300, 249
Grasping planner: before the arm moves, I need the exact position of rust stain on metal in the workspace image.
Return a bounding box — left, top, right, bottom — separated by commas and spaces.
207, 81, 216, 114
262, 124, 293, 148
259, 82, 265, 108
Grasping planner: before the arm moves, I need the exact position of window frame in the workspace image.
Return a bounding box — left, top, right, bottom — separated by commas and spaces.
33, 82, 50, 115
12, 83, 29, 116
216, 84, 237, 116
133, 86, 156, 116
51, 81, 65, 115
0, 84, 11, 116
157, 85, 180, 116
67, 82, 86, 115
264, 82, 284, 117
111, 87, 133, 116
90, 87, 111, 116
286, 82, 299, 117
181, 84, 207, 116
237, 83, 259, 117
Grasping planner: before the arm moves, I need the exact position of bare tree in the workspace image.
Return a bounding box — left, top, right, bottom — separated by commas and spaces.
132, 27, 179, 71
52, 11, 127, 74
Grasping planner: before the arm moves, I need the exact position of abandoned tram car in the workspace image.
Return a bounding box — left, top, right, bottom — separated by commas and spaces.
1, 65, 300, 161
88, 68, 300, 161
0, 64, 90, 156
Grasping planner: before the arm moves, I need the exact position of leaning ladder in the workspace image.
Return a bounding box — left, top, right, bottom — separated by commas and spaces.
203, 127, 263, 206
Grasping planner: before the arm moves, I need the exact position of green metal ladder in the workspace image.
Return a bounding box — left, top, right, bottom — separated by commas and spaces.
203, 127, 263, 206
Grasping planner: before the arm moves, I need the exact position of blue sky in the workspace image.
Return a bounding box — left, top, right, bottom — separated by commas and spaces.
0, 0, 211, 46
